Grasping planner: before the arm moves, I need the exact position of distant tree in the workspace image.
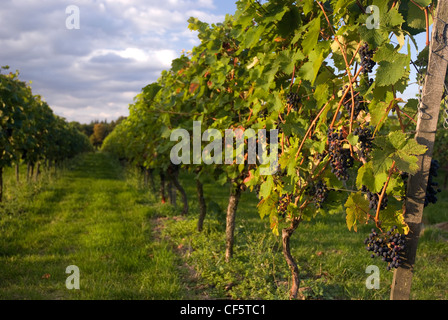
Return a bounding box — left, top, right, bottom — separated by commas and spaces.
90, 123, 108, 149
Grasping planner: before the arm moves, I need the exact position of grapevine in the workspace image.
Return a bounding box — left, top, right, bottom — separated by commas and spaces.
101, 0, 436, 299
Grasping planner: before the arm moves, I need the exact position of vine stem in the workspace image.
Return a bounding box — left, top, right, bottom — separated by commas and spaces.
409, 0, 430, 46
330, 67, 364, 129
401, 109, 418, 125
392, 88, 406, 133
290, 65, 296, 89
295, 96, 334, 160
373, 99, 398, 137
349, 42, 363, 66
317, 1, 357, 136
374, 161, 396, 228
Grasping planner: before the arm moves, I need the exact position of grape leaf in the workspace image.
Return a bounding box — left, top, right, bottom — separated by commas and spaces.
378, 205, 409, 235
356, 161, 388, 193
259, 175, 274, 200
298, 49, 325, 85
375, 57, 409, 87
371, 131, 427, 175
258, 193, 278, 220
345, 192, 369, 231
302, 17, 321, 55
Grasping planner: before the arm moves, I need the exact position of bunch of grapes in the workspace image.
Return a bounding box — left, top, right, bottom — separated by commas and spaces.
365, 226, 405, 271
354, 126, 373, 158
307, 180, 328, 209
401, 159, 441, 207
425, 159, 442, 207
286, 92, 301, 111
359, 42, 376, 74
361, 185, 388, 211
327, 128, 354, 181
342, 89, 366, 119
277, 194, 290, 218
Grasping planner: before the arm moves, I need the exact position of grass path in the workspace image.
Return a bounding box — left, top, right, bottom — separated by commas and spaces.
0, 153, 188, 299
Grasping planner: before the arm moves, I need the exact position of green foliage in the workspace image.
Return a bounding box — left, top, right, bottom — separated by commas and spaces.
104, 0, 435, 235
0, 66, 93, 199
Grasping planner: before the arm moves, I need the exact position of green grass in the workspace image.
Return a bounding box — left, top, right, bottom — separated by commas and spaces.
161, 170, 448, 300
0, 153, 188, 299
0, 153, 447, 300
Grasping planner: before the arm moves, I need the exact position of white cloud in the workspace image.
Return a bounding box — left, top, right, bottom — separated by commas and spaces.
0, 0, 234, 123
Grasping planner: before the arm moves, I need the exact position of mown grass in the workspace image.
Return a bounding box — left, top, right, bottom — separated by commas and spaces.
0, 153, 189, 300
0, 153, 446, 300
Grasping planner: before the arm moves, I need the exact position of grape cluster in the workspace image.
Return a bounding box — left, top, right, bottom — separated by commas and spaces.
277, 194, 290, 218
342, 89, 366, 119
354, 126, 373, 158
311, 180, 328, 209
362, 185, 388, 211
425, 159, 442, 207
359, 42, 376, 74
286, 92, 301, 111
365, 226, 405, 270
328, 128, 354, 181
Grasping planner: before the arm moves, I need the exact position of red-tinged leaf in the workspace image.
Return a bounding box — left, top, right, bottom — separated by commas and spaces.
243, 170, 254, 184
189, 83, 200, 93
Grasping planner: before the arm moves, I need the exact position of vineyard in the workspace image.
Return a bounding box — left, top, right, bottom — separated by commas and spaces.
0, 67, 93, 202
1, 0, 448, 303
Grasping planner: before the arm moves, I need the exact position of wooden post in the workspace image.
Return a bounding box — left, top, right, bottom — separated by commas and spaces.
390, 1, 448, 300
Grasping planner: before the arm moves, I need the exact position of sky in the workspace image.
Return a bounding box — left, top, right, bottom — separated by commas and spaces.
0, 1, 426, 124
0, 0, 238, 124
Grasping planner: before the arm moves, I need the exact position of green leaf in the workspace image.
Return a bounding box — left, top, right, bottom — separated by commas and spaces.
378, 205, 409, 235
371, 131, 427, 175
347, 132, 359, 146
298, 50, 324, 85
302, 17, 321, 55
356, 161, 388, 193
258, 192, 278, 220
302, 0, 315, 15
406, 2, 427, 30
358, 26, 388, 48
373, 43, 411, 87
383, 5, 405, 28
345, 192, 369, 232
259, 175, 274, 200
411, 0, 431, 7
314, 82, 330, 108
375, 57, 409, 87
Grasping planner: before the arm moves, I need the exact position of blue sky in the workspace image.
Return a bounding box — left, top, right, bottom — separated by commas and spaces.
0, 1, 426, 123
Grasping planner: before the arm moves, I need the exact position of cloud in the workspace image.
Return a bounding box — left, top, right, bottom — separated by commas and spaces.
0, 0, 231, 123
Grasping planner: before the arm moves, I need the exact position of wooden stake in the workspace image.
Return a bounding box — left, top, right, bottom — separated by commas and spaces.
390, 1, 448, 300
